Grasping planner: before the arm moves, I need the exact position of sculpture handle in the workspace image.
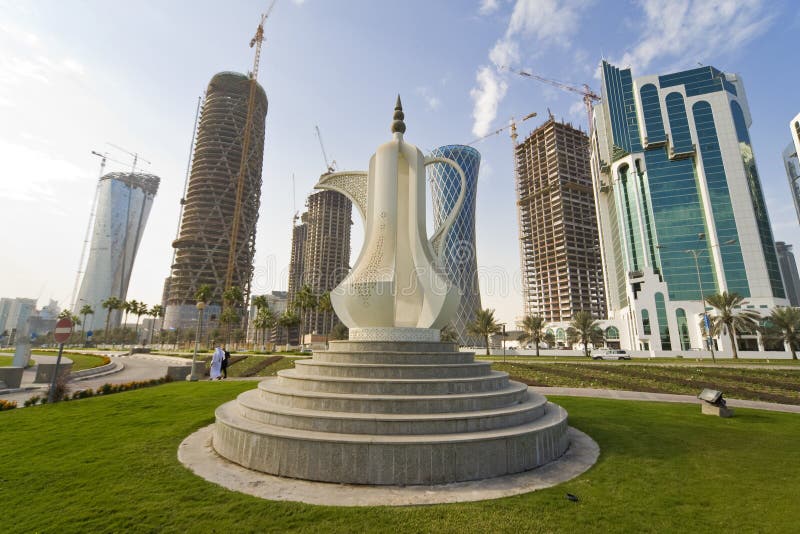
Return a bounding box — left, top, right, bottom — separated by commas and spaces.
425, 156, 467, 261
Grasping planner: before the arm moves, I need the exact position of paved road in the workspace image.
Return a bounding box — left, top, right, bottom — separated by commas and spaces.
0, 353, 188, 405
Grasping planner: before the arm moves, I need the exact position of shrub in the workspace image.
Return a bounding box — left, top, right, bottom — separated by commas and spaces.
0, 399, 17, 411
47, 373, 70, 403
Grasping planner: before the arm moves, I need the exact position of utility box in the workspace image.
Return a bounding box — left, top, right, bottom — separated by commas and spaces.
698, 388, 734, 418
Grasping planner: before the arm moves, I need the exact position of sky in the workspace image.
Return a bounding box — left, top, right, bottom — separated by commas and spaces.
1, 0, 799, 327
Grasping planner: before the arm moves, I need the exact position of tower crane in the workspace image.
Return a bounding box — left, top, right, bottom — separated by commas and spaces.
465, 111, 538, 147
315, 125, 337, 174
501, 66, 600, 130
224, 1, 276, 304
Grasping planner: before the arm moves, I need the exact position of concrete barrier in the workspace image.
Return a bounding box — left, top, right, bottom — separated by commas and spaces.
167, 366, 192, 381
35, 362, 73, 383
0, 367, 24, 388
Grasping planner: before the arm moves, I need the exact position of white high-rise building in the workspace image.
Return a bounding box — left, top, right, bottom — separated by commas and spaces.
591, 62, 788, 353
75, 172, 160, 331
784, 112, 800, 225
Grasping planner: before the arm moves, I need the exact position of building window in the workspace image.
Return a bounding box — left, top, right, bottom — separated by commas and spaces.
675, 308, 690, 350
642, 309, 651, 335
655, 292, 671, 350
605, 326, 620, 340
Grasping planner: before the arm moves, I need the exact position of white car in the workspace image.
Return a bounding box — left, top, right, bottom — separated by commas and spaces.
591, 348, 631, 360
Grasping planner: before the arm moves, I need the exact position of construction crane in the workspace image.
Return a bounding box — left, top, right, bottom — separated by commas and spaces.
502, 66, 600, 130
224, 1, 276, 303
466, 111, 538, 147
315, 125, 337, 174
106, 142, 151, 173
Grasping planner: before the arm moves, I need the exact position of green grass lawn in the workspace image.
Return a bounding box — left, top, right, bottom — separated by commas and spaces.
1, 382, 798, 532
498, 362, 800, 405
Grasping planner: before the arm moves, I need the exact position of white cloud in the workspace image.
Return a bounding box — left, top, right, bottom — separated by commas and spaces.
415, 86, 441, 111
489, 37, 519, 68
470, 0, 591, 137
0, 139, 89, 203
470, 66, 508, 137
479, 0, 500, 15
505, 0, 590, 46
614, 0, 774, 73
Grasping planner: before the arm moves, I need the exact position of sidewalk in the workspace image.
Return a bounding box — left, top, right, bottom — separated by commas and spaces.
533, 386, 800, 414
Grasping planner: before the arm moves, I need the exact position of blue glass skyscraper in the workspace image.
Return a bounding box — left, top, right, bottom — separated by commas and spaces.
427, 145, 483, 345
592, 61, 787, 353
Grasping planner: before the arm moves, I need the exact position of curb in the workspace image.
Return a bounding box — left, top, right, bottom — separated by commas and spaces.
72, 361, 125, 382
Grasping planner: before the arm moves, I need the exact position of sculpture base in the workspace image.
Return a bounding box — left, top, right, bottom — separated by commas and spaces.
211, 340, 570, 485
348, 327, 440, 342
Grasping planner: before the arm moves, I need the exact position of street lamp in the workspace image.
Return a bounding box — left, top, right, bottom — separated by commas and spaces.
684, 237, 736, 363
190, 301, 206, 381
684, 248, 715, 363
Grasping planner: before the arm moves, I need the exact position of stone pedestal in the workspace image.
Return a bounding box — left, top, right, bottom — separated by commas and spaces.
701, 403, 734, 417
213, 340, 570, 485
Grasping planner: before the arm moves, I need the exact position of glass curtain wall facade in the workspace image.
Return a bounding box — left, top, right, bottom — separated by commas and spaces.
427, 145, 483, 345
76, 172, 160, 330
591, 61, 787, 352
785, 112, 800, 225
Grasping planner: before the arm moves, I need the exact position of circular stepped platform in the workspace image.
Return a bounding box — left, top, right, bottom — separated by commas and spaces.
213, 340, 570, 485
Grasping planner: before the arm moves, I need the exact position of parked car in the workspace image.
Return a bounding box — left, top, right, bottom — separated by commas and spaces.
591, 348, 631, 360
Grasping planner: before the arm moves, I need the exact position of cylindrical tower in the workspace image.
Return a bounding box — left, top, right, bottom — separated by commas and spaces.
76, 172, 160, 330
427, 145, 483, 345
165, 72, 268, 329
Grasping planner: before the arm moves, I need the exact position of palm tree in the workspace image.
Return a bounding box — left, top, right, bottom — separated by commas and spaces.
253, 307, 275, 351
120, 300, 135, 346
761, 306, 800, 360
132, 301, 148, 346
318, 292, 333, 344
440, 324, 458, 344
293, 285, 318, 345
566, 311, 604, 358
222, 286, 243, 345
517, 315, 554, 357
467, 308, 502, 356
148, 305, 164, 345
251, 295, 269, 348
704, 292, 761, 359
278, 310, 301, 348
101, 296, 122, 345
79, 304, 94, 341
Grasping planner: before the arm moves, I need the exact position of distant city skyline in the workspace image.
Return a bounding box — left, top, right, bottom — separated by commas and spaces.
1, 0, 799, 328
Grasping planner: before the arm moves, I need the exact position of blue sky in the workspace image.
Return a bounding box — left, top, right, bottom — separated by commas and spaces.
1, 0, 798, 326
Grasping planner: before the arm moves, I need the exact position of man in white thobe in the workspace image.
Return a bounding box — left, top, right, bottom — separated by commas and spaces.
210, 345, 224, 380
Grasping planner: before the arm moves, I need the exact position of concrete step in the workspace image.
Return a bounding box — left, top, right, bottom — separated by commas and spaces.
236, 388, 548, 435
213, 400, 570, 485
257, 377, 529, 413
276, 369, 509, 395
293, 359, 491, 380
312, 350, 476, 365
327, 340, 468, 354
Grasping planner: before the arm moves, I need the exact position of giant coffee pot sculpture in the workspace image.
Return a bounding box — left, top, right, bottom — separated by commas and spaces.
210, 97, 571, 487
314, 96, 465, 341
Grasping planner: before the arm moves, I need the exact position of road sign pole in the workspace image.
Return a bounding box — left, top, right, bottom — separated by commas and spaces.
48, 343, 65, 403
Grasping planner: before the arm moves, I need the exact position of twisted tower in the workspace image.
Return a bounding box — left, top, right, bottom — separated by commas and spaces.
164, 72, 268, 329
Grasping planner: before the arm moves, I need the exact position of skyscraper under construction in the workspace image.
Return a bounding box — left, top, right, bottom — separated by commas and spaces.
515, 118, 606, 323
287, 189, 352, 341
164, 72, 268, 329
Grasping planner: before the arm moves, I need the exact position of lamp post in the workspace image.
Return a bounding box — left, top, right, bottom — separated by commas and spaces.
685, 249, 716, 363
500, 323, 507, 363
190, 301, 206, 381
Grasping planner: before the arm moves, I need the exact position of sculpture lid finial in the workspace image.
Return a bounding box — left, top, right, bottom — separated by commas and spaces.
391, 94, 406, 134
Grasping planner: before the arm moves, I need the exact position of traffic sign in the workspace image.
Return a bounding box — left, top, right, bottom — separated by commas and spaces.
86, 330, 93, 338
54, 318, 73, 343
